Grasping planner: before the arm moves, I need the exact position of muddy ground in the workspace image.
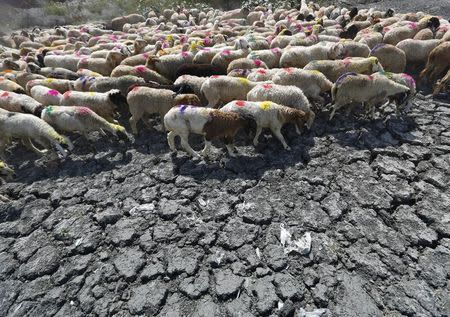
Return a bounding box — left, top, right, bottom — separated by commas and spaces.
1, 1, 450, 316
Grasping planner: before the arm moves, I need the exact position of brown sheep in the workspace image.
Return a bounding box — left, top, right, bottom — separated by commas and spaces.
420, 42, 450, 83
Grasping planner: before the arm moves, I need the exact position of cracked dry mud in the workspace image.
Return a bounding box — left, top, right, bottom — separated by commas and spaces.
0, 93, 449, 316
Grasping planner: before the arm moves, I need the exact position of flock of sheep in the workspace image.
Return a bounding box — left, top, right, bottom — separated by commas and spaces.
0, 0, 450, 181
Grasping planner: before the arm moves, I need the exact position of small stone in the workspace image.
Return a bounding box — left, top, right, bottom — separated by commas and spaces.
113, 247, 145, 281
179, 270, 209, 299
166, 246, 203, 276
214, 269, 244, 299
128, 282, 168, 315
264, 244, 287, 271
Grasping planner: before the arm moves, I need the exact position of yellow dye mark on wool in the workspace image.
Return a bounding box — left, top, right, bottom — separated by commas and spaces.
89, 91, 96, 96
166, 35, 174, 42
307, 70, 322, 75
260, 101, 271, 110
0, 162, 5, 168
369, 57, 378, 65
45, 78, 54, 83
238, 78, 250, 85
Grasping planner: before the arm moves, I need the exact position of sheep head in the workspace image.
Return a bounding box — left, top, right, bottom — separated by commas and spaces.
108, 89, 127, 107
368, 57, 383, 72
427, 17, 440, 33
145, 55, 160, 69
3, 59, 20, 71
433, 72, 450, 95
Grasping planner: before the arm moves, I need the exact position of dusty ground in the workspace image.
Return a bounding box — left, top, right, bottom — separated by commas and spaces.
1, 1, 450, 316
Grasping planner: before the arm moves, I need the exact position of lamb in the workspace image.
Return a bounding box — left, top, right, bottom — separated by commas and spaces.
110, 64, 171, 84
272, 68, 333, 104
60, 89, 127, 123
0, 77, 26, 94
227, 58, 268, 74
221, 100, 311, 150
0, 90, 44, 116
164, 105, 253, 158
420, 42, 450, 83
77, 51, 126, 76
175, 63, 225, 78
0, 110, 72, 159
127, 86, 201, 133
30, 85, 63, 106
303, 56, 384, 82
41, 106, 128, 141
396, 39, 441, 65
330, 72, 410, 119
200, 76, 270, 108
247, 83, 315, 129
369, 43, 406, 73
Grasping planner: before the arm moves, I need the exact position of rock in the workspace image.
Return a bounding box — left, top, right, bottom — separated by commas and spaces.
237, 200, 273, 225
18, 245, 60, 280
107, 218, 142, 246
217, 219, 259, 250
158, 199, 182, 220
249, 276, 279, 315
418, 246, 450, 288
140, 261, 165, 281
264, 244, 287, 271
214, 269, 244, 299
113, 247, 145, 281
166, 246, 203, 276
393, 205, 438, 246
273, 273, 304, 300
321, 192, 347, 220
194, 295, 221, 316
128, 282, 168, 315
179, 270, 209, 299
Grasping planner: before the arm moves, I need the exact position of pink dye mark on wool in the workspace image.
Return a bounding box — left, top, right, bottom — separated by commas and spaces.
367, 74, 374, 81
47, 89, 60, 96
63, 91, 72, 99
142, 53, 149, 59
295, 23, 303, 31
383, 27, 390, 33
221, 49, 231, 56
401, 73, 416, 87
262, 83, 272, 90
211, 75, 220, 79
235, 100, 246, 107
0, 91, 9, 98
135, 66, 147, 74
343, 58, 352, 68
76, 107, 93, 116
284, 67, 294, 74
266, 35, 274, 44
408, 22, 418, 30
181, 51, 190, 57
254, 59, 263, 67
257, 69, 267, 74
203, 37, 211, 45
271, 47, 281, 55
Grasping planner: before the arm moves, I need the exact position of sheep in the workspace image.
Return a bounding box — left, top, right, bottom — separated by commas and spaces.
433, 69, 450, 95
26, 78, 72, 94
60, 89, 126, 123
279, 43, 338, 68
33, 67, 80, 80
0, 77, 26, 94
12, 71, 46, 89
369, 43, 406, 73
77, 51, 126, 76
396, 39, 441, 65
221, 100, 311, 150
89, 75, 146, 96
44, 54, 84, 72
246, 68, 284, 82
331, 40, 370, 58
200, 76, 270, 108
247, 83, 315, 129
174, 75, 208, 106
111, 64, 171, 84
77, 68, 104, 78
246, 47, 283, 69
0, 110, 72, 159
227, 58, 268, 74
420, 42, 450, 83
272, 68, 333, 104
0, 90, 44, 116
383, 17, 440, 45
145, 51, 194, 81
127, 86, 201, 133
330, 72, 410, 119
72, 76, 97, 91
164, 105, 253, 158
0, 159, 13, 182
30, 85, 64, 106
211, 38, 252, 73
175, 63, 225, 78
303, 56, 384, 82
373, 71, 416, 112
41, 106, 128, 141
227, 68, 253, 78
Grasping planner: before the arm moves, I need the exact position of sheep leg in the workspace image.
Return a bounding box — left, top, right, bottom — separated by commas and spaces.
224, 136, 236, 157
129, 109, 144, 134
53, 142, 68, 158
329, 102, 343, 120
180, 134, 199, 158
167, 131, 177, 152
253, 126, 262, 146
271, 126, 291, 150
201, 140, 212, 157
22, 138, 47, 155
65, 137, 74, 151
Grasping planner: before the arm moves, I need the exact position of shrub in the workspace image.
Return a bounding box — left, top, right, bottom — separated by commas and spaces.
43, 1, 68, 16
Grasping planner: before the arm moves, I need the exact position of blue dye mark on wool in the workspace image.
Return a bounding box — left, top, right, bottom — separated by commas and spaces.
179, 105, 189, 113
370, 43, 385, 54
335, 72, 358, 85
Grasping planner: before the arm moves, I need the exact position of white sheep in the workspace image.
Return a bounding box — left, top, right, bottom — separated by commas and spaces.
110, 64, 171, 85
77, 51, 126, 76
211, 38, 251, 73
173, 75, 208, 106
221, 100, 311, 150
145, 50, 194, 81
0, 90, 44, 116
373, 71, 416, 112
26, 78, 72, 94
227, 58, 268, 74
44, 54, 85, 72
0, 109, 72, 159
279, 42, 337, 68
0, 77, 26, 94
247, 83, 315, 129
369, 43, 406, 73
200, 76, 270, 108
41, 105, 128, 141
72, 76, 97, 91
272, 68, 332, 104
396, 39, 441, 65
12, 72, 46, 89
88, 75, 146, 96
60, 89, 126, 123
247, 47, 283, 69
303, 56, 384, 82
30, 85, 63, 106
164, 105, 252, 158
126, 86, 201, 133
246, 68, 284, 82
330, 72, 410, 119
